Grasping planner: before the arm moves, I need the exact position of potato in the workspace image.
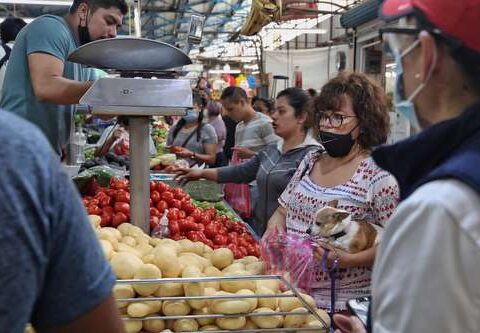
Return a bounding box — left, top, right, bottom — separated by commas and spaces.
143, 253, 155, 264
123, 320, 142, 333
251, 308, 283, 328
113, 284, 135, 309
173, 319, 199, 332
177, 239, 197, 253
203, 244, 213, 254
246, 261, 265, 275
211, 291, 251, 314
162, 300, 191, 316
110, 252, 143, 279
178, 252, 209, 271
182, 266, 206, 310
211, 248, 234, 269
143, 319, 166, 332
102, 226, 122, 240
133, 233, 151, 246
149, 237, 162, 247
302, 319, 329, 332
135, 243, 154, 257
199, 324, 220, 331
278, 291, 315, 312
157, 238, 181, 253
147, 299, 162, 313
89, 215, 101, 229
256, 279, 280, 292
153, 250, 181, 278
116, 243, 142, 258
222, 262, 245, 274
284, 307, 309, 328
202, 252, 212, 260
236, 289, 257, 311
121, 236, 137, 247
133, 264, 162, 296
117, 223, 134, 236
256, 286, 277, 310
203, 287, 217, 306
192, 242, 206, 255
194, 307, 216, 326
99, 239, 114, 260
238, 256, 259, 264
97, 229, 119, 250
220, 270, 255, 293
155, 283, 184, 297
244, 319, 258, 329
216, 317, 246, 330
203, 266, 222, 290
127, 302, 152, 318
306, 308, 331, 327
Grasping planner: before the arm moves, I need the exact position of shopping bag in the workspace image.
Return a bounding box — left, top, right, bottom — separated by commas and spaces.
223, 151, 251, 218
260, 228, 316, 293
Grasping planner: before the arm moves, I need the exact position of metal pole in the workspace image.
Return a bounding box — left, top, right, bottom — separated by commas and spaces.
129, 116, 150, 233
134, 0, 141, 38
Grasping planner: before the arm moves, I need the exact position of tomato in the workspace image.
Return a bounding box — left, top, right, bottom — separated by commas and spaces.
227, 232, 239, 245
98, 196, 112, 208
168, 220, 180, 235
238, 246, 248, 257
100, 212, 112, 227
150, 190, 161, 203
238, 238, 250, 249
112, 212, 128, 227
178, 210, 186, 219
150, 181, 157, 192
88, 198, 100, 206
205, 208, 217, 220
178, 219, 196, 232
187, 231, 204, 242
204, 223, 218, 239
217, 226, 228, 236
170, 234, 186, 241
149, 216, 160, 230
87, 205, 102, 215
150, 207, 161, 217
185, 216, 195, 224
110, 178, 129, 190
197, 214, 211, 226
246, 243, 260, 257
181, 202, 195, 215
167, 208, 179, 221
170, 199, 182, 210
203, 239, 214, 249
161, 191, 174, 205
114, 202, 130, 216
195, 223, 205, 232
82, 198, 90, 206
213, 234, 228, 246
190, 209, 203, 223
171, 188, 186, 200
157, 182, 169, 193
114, 190, 130, 203
156, 200, 168, 213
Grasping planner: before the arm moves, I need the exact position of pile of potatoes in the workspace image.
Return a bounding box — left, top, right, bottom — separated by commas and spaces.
90, 216, 330, 333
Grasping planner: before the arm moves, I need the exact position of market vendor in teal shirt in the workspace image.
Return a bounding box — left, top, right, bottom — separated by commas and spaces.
0, 0, 127, 156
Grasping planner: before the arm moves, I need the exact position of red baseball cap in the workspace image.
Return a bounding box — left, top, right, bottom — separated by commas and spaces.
380, 0, 480, 54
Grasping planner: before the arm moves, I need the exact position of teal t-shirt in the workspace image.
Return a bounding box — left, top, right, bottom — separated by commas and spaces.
0, 15, 95, 154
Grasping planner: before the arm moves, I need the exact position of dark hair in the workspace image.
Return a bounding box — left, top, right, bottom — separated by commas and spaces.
307, 88, 317, 97
312, 72, 389, 149
171, 93, 206, 142
70, 0, 128, 15
207, 101, 222, 117
0, 16, 27, 43
220, 86, 248, 103
413, 10, 480, 93
276, 88, 311, 130
254, 98, 274, 114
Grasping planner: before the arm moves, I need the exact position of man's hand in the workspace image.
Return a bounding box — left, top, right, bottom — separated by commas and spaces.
174, 168, 203, 186
233, 146, 256, 159
333, 314, 367, 333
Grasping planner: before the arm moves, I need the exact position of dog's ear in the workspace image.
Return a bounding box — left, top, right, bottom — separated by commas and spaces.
333, 212, 350, 221
327, 200, 338, 208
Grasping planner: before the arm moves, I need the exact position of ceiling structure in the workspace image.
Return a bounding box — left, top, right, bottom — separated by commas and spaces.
0, 0, 362, 57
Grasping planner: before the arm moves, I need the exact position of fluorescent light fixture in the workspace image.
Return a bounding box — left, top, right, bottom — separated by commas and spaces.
0, 0, 72, 5
0, 17, 34, 23
266, 28, 327, 34
209, 69, 241, 74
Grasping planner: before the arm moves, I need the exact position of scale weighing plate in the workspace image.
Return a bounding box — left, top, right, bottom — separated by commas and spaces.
68, 37, 192, 71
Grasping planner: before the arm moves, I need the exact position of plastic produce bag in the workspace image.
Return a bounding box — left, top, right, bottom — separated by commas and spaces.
223, 150, 251, 218
260, 228, 316, 293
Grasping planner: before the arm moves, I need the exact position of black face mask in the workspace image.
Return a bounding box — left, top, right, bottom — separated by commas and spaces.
319, 127, 357, 158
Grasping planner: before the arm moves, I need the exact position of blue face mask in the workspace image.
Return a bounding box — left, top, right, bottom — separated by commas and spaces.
183, 109, 199, 123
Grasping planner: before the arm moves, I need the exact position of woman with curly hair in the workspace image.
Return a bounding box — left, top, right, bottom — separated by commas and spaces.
264, 72, 399, 311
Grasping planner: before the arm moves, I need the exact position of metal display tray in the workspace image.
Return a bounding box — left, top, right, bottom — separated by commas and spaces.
116, 274, 329, 332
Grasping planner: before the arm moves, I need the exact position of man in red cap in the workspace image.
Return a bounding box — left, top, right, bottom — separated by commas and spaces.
334, 0, 480, 332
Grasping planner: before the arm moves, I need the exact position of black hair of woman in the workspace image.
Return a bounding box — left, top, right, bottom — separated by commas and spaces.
171, 92, 206, 142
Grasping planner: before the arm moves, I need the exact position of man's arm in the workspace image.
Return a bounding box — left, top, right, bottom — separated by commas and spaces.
39, 295, 125, 333
28, 53, 92, 104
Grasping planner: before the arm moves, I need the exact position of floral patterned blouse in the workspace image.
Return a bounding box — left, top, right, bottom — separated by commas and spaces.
279, 150, 399, 310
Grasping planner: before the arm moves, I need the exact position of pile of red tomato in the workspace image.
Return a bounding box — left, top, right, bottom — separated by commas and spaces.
82, 178, 260, 259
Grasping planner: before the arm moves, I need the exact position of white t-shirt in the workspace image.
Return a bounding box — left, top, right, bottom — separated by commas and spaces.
372, 179, 480, 333
0, 42, 14, 99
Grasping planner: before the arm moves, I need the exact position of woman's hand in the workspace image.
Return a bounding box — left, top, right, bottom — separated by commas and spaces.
174, 168, 204, 186
175, 147, 195, 159
334, 314, 367, 333
315, 242, 354, 269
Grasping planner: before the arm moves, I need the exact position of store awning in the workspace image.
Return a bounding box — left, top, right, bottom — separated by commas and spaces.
340, 0, 383, 29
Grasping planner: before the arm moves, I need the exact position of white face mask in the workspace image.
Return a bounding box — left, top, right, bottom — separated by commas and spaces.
393, 37, 437, 131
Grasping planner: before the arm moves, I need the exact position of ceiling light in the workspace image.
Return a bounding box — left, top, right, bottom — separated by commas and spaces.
0, 0, 72, 6
0, 16, 34, 23
209, 69, 241, 74
266, 28, 327, 34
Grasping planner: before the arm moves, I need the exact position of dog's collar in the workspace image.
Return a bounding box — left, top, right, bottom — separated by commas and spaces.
330, 230, 347, 240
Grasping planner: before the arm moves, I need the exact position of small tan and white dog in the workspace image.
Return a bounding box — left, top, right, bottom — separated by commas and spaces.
306, 200, 381, 254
